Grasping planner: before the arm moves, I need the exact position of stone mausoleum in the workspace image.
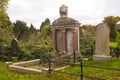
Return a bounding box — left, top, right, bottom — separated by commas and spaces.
51, 4, 80, 54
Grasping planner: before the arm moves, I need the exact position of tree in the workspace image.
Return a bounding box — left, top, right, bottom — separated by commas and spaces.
30, 23, 36, 34
103, 16, 120, 41
13, 20, 30, 40
40, 18, 51, 36
44, 18, 50, 25
40, 18, 50, 31
0, 0, 11, 27
80, 24, 95, 43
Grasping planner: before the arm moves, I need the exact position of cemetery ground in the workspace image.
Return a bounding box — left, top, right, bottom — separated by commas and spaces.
0, 58, 120, 80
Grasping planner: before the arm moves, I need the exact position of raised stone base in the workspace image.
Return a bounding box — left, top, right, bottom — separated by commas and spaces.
93, 55, 112, 61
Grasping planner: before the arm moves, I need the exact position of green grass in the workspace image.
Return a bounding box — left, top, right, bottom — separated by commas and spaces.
63, 59, 120, 80
0, 59, 120, 80
109, 42, 118, 47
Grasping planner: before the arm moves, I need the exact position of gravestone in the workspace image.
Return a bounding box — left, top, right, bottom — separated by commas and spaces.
93, 23, 111, 61
11, 38, 18, 57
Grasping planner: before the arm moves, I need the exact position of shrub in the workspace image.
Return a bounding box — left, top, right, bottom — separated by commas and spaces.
80, 38, 95, 58
31, 45, 52, 63
0, 44, 12, 61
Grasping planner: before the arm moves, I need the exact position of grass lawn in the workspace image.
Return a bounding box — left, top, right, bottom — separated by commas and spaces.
0, 59, 120, 80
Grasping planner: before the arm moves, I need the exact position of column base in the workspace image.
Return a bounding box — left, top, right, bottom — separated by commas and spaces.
93, 55, 112, 61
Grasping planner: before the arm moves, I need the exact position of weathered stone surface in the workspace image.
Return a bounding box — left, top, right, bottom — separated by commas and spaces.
52, 17, 80, 26
93, 23, 111, 61
13, 59, 40, 67
66, 29, 73, 52
60, 4, 68, 17
9, 65, 42, 74
93, 55, 111, 61
56, 30, 62, 51
8, 59, 42, 74
11, 38, 18, 57
5, 62, 12, 69
51, 4, 80, 54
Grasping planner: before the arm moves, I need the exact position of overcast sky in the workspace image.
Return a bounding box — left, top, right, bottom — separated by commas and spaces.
7, 0, 120, 29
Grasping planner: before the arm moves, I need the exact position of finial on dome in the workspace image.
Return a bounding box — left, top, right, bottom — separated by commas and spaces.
59, 4, 68, 17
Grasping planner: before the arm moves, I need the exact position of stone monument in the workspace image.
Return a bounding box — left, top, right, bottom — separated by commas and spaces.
51, 4, 80, 54
93, 23, 111, 61
11, 38, 18, 60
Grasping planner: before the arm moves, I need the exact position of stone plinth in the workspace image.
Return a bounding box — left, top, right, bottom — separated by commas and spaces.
93, 23, 111, 61
93, 55, 111, 61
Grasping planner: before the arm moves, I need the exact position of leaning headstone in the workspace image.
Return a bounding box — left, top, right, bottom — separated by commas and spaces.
11, 38, 18, 61
93, 23, 111, 61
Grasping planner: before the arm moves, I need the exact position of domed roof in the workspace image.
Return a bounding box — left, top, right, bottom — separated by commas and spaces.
52, 17, 80, 26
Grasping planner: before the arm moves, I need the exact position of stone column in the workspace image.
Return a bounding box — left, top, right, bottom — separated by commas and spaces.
93, 23, 111, 61
73, 29, 78, 52
52, 29, 56, 54
62, 29, 66, 53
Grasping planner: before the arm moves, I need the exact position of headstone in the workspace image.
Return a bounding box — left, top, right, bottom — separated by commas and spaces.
93, 23, 111, 61
11, 38, 18, 57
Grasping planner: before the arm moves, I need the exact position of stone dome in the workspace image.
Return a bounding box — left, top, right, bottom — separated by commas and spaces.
52, 17, 80, 26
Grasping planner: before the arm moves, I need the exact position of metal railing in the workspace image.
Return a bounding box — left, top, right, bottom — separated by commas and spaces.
47, 52, 120, 80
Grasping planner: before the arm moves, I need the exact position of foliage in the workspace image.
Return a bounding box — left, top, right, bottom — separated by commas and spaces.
80, 37, 95, 58
0, 0, 11, 28
17, 33, 52, 61
29, 23, 36, 34
40, 18, 51, 36
80, 24, 95, 57
0, 45, 12, 61
103, 16, 120, 41
80, 24, 95, 44
0, 28, 14, 45
13, 20, 30, 40
116, 31, 120, 47
31, 45, 52, 63
40, 18, 50, 30
0, 0, 9, 11
109, 42, 118, 47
